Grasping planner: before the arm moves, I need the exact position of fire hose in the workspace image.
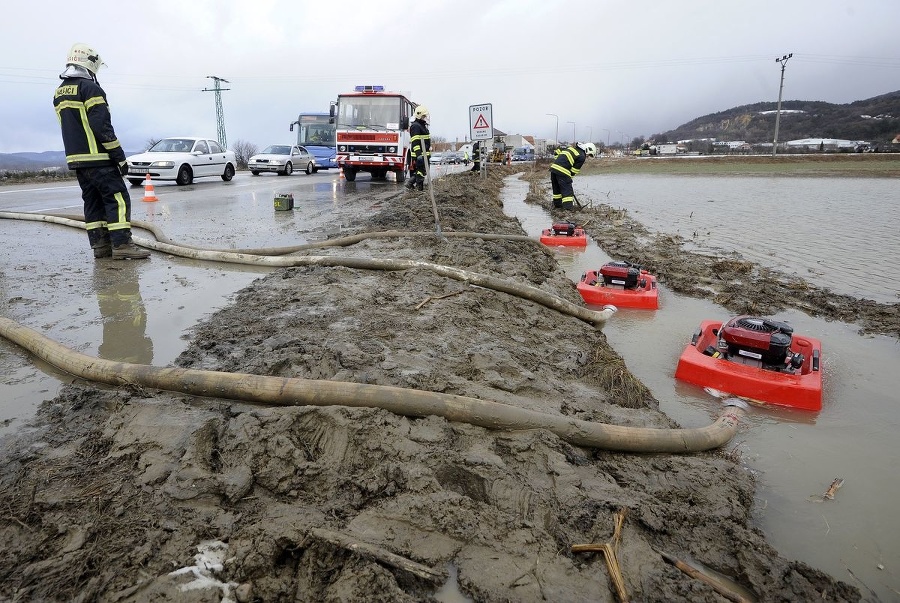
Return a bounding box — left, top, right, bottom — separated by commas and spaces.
0, 316, 745, 453
0, 211, 614, 327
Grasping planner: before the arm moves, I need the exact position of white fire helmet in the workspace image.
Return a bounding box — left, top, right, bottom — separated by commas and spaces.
414, 105, 430, 122
578, 142, 597, 157
66, 43, 105, 74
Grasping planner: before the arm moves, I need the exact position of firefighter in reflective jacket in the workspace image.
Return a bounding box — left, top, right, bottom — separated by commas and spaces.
53, 43, 148, 260
550, 142, 596, 209
407, 105, 431, 191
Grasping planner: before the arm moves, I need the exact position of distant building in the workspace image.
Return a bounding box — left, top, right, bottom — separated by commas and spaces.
785, 138, 864, 151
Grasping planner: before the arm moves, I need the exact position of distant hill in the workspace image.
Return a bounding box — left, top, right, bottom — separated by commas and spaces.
652, 90, 900, 146
0, 151, 67, 171
0, 150, 142, 172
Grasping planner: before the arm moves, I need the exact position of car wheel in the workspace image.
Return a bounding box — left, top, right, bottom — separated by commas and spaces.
176, 164, 193, 186
280, 163, 292, 176
128, 178, 143, 186
251, 171, 260, 176
221, 163, 235, 181
305, 162, 314, 175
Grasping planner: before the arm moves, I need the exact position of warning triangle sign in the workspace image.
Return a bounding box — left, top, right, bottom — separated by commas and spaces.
473, 114, 490, 129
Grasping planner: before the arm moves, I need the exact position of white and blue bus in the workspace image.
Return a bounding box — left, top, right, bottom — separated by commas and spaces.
289, 113, 337, 169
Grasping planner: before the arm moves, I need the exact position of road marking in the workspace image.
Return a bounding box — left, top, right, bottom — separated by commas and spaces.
0, 185, 82, 195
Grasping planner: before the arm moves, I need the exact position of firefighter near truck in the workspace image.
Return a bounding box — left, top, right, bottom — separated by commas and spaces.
330, 85, 418, 183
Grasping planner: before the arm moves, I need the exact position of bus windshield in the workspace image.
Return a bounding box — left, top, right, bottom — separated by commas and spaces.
297, 114, 335, 146
337, 96, 403, 130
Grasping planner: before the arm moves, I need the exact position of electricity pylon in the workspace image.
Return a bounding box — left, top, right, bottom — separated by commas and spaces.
203, 76, 230, 148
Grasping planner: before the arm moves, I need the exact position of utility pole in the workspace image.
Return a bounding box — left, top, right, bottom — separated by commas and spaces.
602, 128, 610, 148
203, 75, 230, 149
772, 53, 792, 157
546, 113, 558, 147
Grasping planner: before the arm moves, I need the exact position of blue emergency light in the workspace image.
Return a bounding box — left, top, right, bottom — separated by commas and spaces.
354, 85, 385, 93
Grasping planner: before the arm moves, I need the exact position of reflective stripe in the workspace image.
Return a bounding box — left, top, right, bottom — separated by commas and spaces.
84, 95, 107, 110
85, 220, 107, 230
105, 191, 130, 231
67, 152, 112, 163
550, 163, 572, 177
55, 98, 100, 156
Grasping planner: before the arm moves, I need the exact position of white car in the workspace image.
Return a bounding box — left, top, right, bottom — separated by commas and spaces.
126, 137, 237, 186
248, 145, 317, 176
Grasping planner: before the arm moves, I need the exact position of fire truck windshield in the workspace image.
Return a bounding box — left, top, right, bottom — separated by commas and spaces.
337, 96, 403, 130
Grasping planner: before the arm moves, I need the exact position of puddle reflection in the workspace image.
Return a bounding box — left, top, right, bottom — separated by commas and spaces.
93, 262, 153, 364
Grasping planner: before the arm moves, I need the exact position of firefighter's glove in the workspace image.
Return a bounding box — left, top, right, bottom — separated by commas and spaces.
118, 161, 129, 176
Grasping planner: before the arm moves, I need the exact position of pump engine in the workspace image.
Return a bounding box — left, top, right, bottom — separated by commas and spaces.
717, 316, 805, 371
551, 221, 577, 236
599, 261, 641, 289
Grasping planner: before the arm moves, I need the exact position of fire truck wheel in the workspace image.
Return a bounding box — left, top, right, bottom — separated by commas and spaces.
343, 168, 357, 182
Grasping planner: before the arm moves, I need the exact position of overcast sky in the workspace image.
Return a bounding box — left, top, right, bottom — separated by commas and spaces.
3, 0, 899, 154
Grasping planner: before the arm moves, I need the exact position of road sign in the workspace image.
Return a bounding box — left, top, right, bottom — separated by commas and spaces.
469, 103, 493, 141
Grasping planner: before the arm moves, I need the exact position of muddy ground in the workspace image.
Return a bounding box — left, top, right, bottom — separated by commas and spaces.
0, 164, 868, 602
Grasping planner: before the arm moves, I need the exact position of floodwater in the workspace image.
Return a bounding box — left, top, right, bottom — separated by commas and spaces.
581, 175, 900, 305
502, 174, 899, 602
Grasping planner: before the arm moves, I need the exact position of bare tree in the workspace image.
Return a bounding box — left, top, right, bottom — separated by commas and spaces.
430, 135, 448, 151
144, 138, 161, 151
230, 140, 258, 170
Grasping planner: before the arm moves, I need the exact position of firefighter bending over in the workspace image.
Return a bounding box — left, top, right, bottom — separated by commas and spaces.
549, 142, 596, 209
407, 105, 431, 191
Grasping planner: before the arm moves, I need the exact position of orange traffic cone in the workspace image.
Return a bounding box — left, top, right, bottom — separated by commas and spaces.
142, 174, 159, 202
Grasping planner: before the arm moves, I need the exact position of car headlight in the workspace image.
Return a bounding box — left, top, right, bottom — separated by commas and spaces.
151, 161, 175, 168
269, 160, 284, 166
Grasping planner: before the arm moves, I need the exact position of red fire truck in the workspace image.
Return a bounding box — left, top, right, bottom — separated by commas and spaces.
330, 85, 417, 183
